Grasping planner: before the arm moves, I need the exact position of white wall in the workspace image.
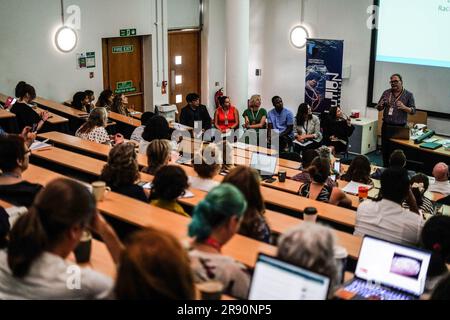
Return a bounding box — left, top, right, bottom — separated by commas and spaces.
201, 0, 226, 116
167, 0, 200, 29
0, 0, 169, 109
248, 0, 373, 117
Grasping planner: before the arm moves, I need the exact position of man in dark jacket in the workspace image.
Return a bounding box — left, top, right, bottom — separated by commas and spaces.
179, 93, 212, 131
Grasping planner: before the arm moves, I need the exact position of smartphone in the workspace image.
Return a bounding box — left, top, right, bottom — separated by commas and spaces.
334, 160, 341, 173
264, 178, 277, 184
31, 123, 38, 133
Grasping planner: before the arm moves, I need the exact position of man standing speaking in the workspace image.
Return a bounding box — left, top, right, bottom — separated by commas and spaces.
377, 74, 416, 167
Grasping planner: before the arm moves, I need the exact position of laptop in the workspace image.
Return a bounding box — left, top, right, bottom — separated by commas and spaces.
176, 138, 203, 164
390, 126, 410, 140
250, 152, 278, 180
248, 254, 331, 300
340, 236, 431, 300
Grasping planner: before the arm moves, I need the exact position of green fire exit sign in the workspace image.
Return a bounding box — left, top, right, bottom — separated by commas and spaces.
120, 28, 137, 37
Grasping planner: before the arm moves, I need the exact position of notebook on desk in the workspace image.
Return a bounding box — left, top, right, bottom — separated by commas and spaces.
420, 142, 442, 150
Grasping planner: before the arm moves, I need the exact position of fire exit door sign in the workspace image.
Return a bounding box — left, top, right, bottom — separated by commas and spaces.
120, 29, 137, 37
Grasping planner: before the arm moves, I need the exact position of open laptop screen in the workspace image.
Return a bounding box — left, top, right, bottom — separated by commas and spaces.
355, 236, 431, 297
248, 254, 330, 300
250, 153, 277, 176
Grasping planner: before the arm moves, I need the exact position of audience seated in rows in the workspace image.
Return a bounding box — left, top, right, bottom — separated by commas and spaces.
114, 227, 195, 300
72, 91, 92, 113
190, 143, 221, 192
85, 90, 95, 110
293, 103, 322, 154
214, 96, 239, 133
277, 223, 339, 299
299, 157, 351, 207
111, 94, 130, 117
371, 149, 414, 180
96, 89, 114, 110
180, 93, 212, 132
223, 166, 271, 244
187, 183, 250, 299
402, 173, 436, 218
267, 96, 294, 152
421, 216, 450, 293
0, 135, 43, 207
100, 143, 148, 203
341, 155, 374, 186
242, 94, 267, 133
75, 107, 124, 145
150, 165, 189, 217
322, 106, 355, 154
292, 149, 337, 189
142, 139, 172, 175
10, 81, 49, 132
429, 163, 450, 196
355, 167, 424, 246
130, 111, 155, 143
139, 115, 173, 155
0, 179, 123, 300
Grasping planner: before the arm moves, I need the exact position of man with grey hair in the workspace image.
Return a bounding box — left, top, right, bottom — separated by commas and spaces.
277, 223, 340, 298
429, 163, 450, 196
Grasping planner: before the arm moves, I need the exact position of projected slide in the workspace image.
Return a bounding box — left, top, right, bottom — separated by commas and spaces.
376, 0, 450, 68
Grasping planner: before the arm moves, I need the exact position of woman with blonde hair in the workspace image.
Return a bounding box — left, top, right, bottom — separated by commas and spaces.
142, 139, 172, 175
100, 143, 148, 202
190, 143, 221, 192
76, 107, 123, 145
243, 94, 267, 131
115, 227, 195, 300
223, 166, 271, 243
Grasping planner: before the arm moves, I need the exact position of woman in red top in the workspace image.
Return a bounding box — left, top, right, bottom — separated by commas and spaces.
214, 96, 240, 133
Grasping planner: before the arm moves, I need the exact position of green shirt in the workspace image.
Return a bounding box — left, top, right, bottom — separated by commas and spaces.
243, 108, 267, 130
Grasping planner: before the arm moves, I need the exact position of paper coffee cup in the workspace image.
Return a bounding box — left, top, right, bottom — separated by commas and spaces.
197, 281, 224, 300
303, 207, 318, 223
334, 246, 348, 284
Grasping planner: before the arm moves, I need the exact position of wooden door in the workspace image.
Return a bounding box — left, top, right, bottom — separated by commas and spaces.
102, 37, 144, 112
168, 31, 201, 115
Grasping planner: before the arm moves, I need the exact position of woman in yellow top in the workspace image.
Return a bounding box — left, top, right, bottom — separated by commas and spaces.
150, 165, 190, 217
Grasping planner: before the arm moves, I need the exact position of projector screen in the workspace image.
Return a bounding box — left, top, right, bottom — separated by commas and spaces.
370, 0, 450, 118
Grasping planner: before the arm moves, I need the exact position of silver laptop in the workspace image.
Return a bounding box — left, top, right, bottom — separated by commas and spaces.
248, 254, 331, 300
250, 152, 278, 179
342, 236, 431, 300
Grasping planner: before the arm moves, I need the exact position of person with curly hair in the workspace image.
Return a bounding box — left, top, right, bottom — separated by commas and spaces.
100, 143, 148, 202
149, 166, 189, 217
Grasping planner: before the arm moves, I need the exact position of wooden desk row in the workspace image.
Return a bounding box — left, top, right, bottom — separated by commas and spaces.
31, 139, 357, 229
38, 132, 364, 211
0, 93, 69, 126
21, 164, 362, 263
